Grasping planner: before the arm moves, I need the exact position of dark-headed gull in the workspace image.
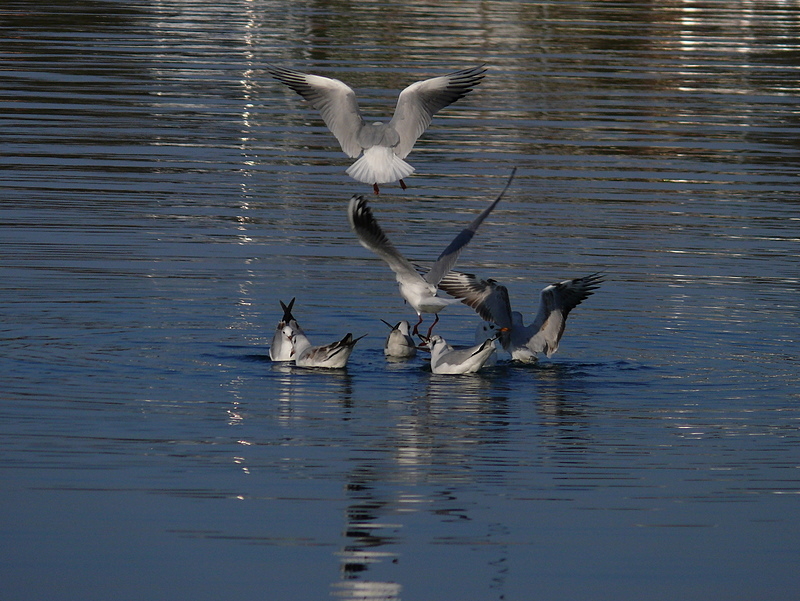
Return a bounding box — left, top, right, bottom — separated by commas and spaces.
288, 327, 365, 369
269, 298, 304, 362
348, 169, 516, 337
381, 320, 418, 359
267, 64, 487, 193
427, 334, 497, 375
439, 272, 603, 362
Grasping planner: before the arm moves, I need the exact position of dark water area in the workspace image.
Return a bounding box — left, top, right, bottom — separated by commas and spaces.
1, 1, 799, 600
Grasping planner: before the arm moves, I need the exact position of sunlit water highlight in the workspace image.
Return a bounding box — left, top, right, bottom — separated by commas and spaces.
1, 1, 799, 600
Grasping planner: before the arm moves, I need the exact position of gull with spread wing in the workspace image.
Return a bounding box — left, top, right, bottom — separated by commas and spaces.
348, 169, 515, 337
267, 64, 486, 193
439, 271, 603, 362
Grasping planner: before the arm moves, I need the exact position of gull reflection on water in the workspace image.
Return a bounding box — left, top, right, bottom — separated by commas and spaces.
330, 580, 402, 601
332, 472, 403, 601
327, 365, 515, 601
270, 361, 355, 423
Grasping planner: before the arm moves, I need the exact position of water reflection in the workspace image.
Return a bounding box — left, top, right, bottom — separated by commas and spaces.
331, 580, 401, 601
271, 363, 355, 422
333, 466, 403, 600
4, 0, 800, 600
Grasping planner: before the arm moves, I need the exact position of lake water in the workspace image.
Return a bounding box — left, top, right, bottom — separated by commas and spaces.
1, 1, 799, 599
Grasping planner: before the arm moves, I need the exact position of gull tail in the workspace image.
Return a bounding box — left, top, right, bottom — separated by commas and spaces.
347, 147, 415, 185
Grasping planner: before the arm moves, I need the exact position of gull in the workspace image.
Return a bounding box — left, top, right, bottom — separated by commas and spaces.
267, 64, 487, 193
427, 334, 497, 375
381, 319, 417, 359
348, 168, 516, 337
269, 297, 304, 361
288, 326, 365, 369
473, 323, 501, 367
439, 272, 603, 362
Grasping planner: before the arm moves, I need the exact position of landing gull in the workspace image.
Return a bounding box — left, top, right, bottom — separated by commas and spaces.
348, 168, 516, 337
439, 272, 604, 362
267, 64, 486, 193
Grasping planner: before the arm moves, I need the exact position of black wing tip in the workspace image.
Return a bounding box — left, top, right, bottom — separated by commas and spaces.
471, 337, 496, 357
348, 194, 374, 226
265, 63, 295, 77
449, 64, 489, 80
265, 64, 313, 88
581, 272, 606, 292
498, 166, 517, 194
342, 332, 367, 345
552, 272, 606, 308
440, 65, 488, 99
279, 297, 296, 321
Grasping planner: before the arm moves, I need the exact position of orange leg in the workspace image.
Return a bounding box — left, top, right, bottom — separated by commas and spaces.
411, 313, 424, 336
425, 313, 440, 338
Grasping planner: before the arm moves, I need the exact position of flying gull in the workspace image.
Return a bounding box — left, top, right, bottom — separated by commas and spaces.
267, 64, 487, 193
348, 168, 516, 337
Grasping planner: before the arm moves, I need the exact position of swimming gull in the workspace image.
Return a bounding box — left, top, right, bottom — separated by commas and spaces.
427, 334, 497, 375
381, 319, 418, 359
289, 326, 365, 369
269, 297, 304, 362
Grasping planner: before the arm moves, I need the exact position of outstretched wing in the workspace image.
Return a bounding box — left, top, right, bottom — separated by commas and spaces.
348, 195, 426, 286
425, 167, 515, 286
388, 65, 487, 158
267, 64, 365, 157
438, 270, 514, 329
528, 273, 604, 357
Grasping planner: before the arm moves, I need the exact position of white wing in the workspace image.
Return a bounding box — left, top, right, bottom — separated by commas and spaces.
527, 273, 604, 357
268, 65, 365, 158
388, 65, 487, 159
425, 167, 515, 286
348, 195, 427, 287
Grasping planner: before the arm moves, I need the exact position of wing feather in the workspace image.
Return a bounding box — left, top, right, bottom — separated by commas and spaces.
348, 195, 425, 284
438, 271, 513, 328
389, 66, 487, 158
529, 273, 604, 356
425, 167, 515, 285
267, 65, 365, 157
